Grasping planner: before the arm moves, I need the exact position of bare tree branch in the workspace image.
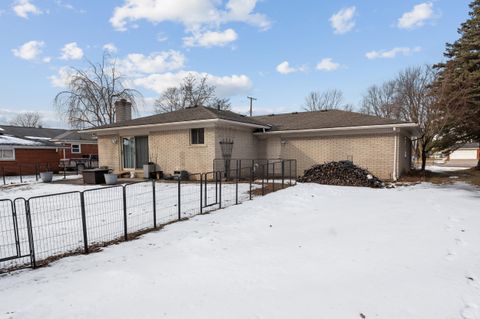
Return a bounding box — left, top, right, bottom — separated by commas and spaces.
9, 112, 43, 128
54, 53, 143, 128
154, 74, 231, 113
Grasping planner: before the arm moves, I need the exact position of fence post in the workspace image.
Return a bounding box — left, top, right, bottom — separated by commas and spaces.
19, 166, 23, 183
79, 192, 89, 253
218, 171, 222, 209
35, 163, 39, 181
177, 178, 181, 220
122, 186, 128, 241
272, 162, 275, 192
200, 174, 203, 214
262, 165, 265, 196
235, 162, 239, 205
2, 167, 5, 185
249, 166, 253, 200
289, 160, 292, 185
63, 164, 66, 180
152, 180, 157, 229
25, 200, 36, 268
281, 160, 285, 189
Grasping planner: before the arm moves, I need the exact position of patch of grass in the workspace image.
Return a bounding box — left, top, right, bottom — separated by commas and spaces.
399, 168, 480, 187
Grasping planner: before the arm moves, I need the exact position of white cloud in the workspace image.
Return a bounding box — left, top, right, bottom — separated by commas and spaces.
275, 61, 305, 75
0, 108, 68, 128
103, 43, 118, 54
365, 47, 422, 59
109, 0, 271, 44
397, 2, 436, 29
12, 0, 42, 18
184, 28, 238, 47
49, 66, 73, 87
60, 42, 84, 60
316, 58, 340, 71
133, 71, 252, 97
116, 51, 185, 75
330, 6, 356, 34
12, 40, 44, 60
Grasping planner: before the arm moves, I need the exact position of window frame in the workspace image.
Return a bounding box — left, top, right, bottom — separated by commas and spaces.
71, 144, 81, 154
0, 147, 15, 161
190, 128, 205, 145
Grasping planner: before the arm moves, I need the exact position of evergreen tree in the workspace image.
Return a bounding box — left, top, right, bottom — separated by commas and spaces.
433, 0, 480, 167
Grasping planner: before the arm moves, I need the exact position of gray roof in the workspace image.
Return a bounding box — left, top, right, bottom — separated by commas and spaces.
84, 106, 268, 131
253, 110, 410, 131
52, 130, 97, 142
82, 107, 414, 133
0, 124, 96, 147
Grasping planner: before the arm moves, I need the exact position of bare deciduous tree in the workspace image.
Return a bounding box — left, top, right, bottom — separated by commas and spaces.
303, 89, 353, 111
54, 54, 142, 128
9, 112, 43, 128
154, 74, 231, 113
360, 81, 401, 119
360, 65, 449, 170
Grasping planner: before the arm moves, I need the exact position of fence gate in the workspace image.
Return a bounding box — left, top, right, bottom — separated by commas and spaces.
0, 199, 31, 265
201, 172, 221, 212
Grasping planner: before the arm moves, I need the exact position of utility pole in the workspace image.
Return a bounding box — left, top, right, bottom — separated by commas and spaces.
247, 96, 257, 117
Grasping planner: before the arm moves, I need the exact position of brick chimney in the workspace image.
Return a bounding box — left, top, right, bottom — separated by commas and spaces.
115, 99, 132, 123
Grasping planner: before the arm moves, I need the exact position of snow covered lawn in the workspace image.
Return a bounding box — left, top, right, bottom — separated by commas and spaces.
1, 183, 479, 319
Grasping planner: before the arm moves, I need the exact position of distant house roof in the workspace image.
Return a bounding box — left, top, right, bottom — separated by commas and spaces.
458, 142, 480, 149
52, 130, 97, 143
83, 106, 269, 131
0, 124, 96, 148
253, 110, 411, 132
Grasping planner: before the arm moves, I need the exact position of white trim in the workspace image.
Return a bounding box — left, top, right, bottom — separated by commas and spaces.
82, 118, 269, 134
254, 123, 418, 136
393, 131, 398, 181
71, 144, 81, 154
0, 147, 15, 161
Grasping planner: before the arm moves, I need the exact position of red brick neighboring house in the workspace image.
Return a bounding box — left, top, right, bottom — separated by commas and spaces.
0, 125, 97, 175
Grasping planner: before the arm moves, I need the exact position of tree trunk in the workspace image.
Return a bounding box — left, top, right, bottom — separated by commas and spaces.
421, 148, 427, 171
477, 139, 480, 170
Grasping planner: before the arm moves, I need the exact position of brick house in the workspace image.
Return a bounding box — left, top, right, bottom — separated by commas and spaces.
0, 125, 98, 175
84, 100, 418, 181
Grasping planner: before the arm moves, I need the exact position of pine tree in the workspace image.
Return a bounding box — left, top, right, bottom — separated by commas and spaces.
433, 0, 480, 167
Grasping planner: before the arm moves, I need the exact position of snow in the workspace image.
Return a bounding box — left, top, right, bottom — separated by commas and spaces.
1, 174, 81, 186
426, 165, 471, 172
0, 183, 480, 319
0, 135, 43, 146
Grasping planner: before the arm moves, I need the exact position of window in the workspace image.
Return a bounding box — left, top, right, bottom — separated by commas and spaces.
122, 136, 149, 169
0, 148, 15, 161
191, 128, 205, 145
71, 144, 81, 154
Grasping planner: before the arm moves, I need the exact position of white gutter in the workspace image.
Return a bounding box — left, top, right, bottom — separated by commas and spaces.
393, 128, 398, 181
253, 123, 418, 136
81, 118, 269, 134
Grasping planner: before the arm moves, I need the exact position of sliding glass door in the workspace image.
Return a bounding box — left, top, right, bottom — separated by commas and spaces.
122, 136, 149, 169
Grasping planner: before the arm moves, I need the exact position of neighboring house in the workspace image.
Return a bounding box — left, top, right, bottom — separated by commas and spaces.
84, 100, 418, 180
447, 142, 480, 165
52, 130, 98, 161
0, 125, 97, 175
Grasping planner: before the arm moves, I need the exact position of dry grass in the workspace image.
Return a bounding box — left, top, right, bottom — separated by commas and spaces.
399, 167, 480, 187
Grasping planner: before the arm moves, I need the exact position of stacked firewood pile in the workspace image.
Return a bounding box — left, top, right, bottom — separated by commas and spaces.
298, 161, 385, 188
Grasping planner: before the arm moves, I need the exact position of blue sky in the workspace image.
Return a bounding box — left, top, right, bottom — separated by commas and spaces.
0, 0, 472, 127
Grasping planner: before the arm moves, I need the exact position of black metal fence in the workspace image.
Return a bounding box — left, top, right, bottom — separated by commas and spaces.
0, 161, 81, 185
0, 160, 296, 272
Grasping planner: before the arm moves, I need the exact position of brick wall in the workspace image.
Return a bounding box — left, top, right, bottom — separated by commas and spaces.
262, 133, 400, 180
98, 135, 120, 171
61, 143, 98, 159
149, 127, 216, 175
0, 148, 61, 175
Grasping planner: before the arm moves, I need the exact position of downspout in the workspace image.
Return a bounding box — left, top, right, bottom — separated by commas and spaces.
393, 127, 398, 181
